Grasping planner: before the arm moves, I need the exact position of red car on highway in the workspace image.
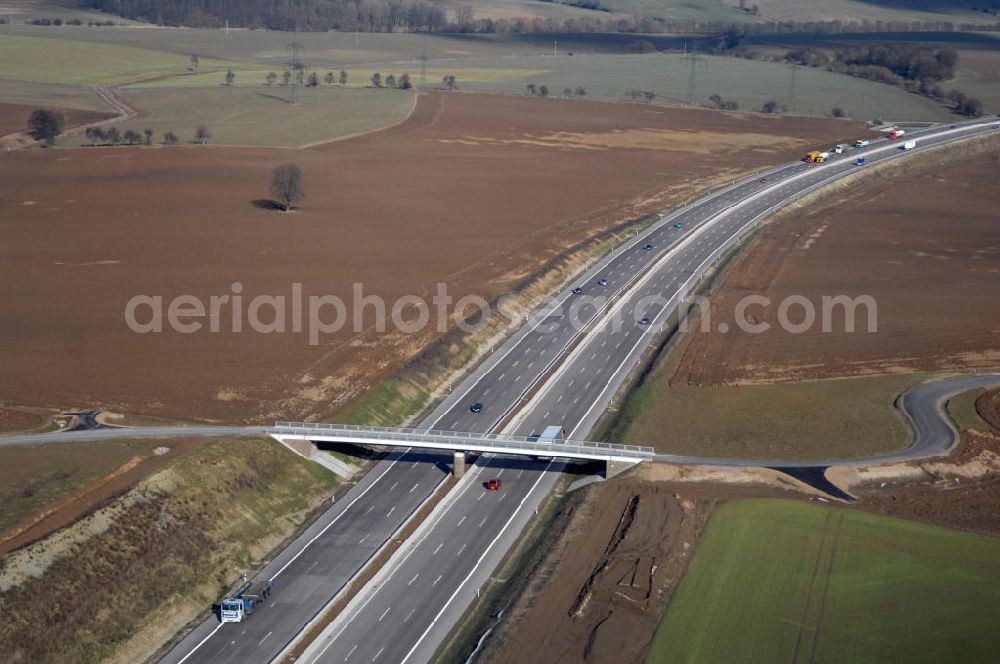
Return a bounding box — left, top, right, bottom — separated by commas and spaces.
485, 478, 502, 491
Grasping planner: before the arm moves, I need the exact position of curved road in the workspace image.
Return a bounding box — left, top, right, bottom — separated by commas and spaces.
4, 119, 997, 664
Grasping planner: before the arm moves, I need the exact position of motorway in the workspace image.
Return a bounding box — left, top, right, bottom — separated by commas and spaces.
5, 119, 996, 664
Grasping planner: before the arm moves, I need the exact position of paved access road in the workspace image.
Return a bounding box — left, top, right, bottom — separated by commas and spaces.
296, 121, 1000, 664
6, 120, 996, 664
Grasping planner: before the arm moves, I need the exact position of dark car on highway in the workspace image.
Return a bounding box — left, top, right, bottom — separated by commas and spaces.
572, 286, 583, 294
643, 243, 653, 250
598, 278, 608, 286
470, 402, 483, 413
638, 317, 651, 325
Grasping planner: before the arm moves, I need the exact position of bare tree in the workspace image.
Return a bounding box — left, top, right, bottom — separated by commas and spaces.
371, 72, 382, 88
761, 100, 779, 113
85, 126, 103, 146
575, 86, 586, 96
105, 126, 121, 145
282, 70, 292, 86
269, 163, 305, 212
538, 85, 549, 97
123, 129, 142, 145
526, 83, 537, 95
442, 75, 457, 91
266, 72, 277, 86
144, 128, 153, 145
385, 73, 396, 88
324, 72, 335, 86
190, 54, 199, 71
307, 72, 319, 87
195, 124, 211, 145
339, 70, 348, 85
399, 73, 412, 89
163, 131, 180, 145
831, 106, 845, 117
224, 69, 236, 86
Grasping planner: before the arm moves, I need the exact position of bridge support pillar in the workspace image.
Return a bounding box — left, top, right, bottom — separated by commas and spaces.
453, 451, 466, 478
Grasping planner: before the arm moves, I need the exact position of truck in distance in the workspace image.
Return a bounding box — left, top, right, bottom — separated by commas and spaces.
804, 151, 830, 163
902, 140, 917, 150
889, 129, 906, 140
855, 138, 870, 148
219, 579, 274, 623
834, 144, 849, 154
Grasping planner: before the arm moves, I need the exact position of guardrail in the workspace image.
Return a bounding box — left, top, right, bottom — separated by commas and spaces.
273, 421, 654, 461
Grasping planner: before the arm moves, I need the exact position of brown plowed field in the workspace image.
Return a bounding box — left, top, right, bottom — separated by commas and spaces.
0, 102, 114, 139
0, 93, 860, 423
675, 146, 1000, 386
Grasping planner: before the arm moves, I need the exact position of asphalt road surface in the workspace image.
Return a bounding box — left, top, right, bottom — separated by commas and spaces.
5, 120, 995, 664
293, 121, 1000, 664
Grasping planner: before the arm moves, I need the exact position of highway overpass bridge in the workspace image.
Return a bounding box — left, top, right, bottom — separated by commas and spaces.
271, 421, 653, 476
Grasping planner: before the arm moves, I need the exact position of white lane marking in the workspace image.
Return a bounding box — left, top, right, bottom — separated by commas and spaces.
372, 646, 385, 661
517, 470, 523, 478
400, 459, 556, 664
410, 461, 420, 468
378, 607, 391, 622
365, 505, 374, 515
385, 506, 396, 518
456, 515, 467, 527
408, 573, 420, 586
389, 482, 398, 491
457, 543, 467, 556
258, 631, 272, 646
497, 469, 504, 477
409, 483, 420, 493
174, 624, 224, 664
433, 574, 442, 586
433, 542, 444, 555
404, 608, 416, 622
477, 492, 485, 501
499, 492, 507, 502
478, 517, 487, 528
345, 644, 358, 660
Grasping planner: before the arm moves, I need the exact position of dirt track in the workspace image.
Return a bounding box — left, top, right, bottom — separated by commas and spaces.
0, 93, 861, 423
674, 144, 1000, 386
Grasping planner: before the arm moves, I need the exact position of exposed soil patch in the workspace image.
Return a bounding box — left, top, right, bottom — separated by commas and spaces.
674, 143, 1000, 386
0, 101, 114, 139
481, 472, 799, 664
0, 406, 47, 434
0, 93, 860, 424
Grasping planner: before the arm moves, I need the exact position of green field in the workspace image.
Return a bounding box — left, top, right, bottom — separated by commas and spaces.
0, 33, 243, 86
610, 373, 919, 461
107, 86, 414, 147
0, 80, 110, 111
648, 499, 1000, 664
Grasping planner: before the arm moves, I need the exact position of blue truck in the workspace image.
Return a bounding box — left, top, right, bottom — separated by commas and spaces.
219, 579, 274, 623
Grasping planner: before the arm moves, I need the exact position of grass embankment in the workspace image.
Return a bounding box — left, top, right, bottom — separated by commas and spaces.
0, 438, 168, 535
947, 386, 995, 433
648, 499, 1000, 664
612, 372, 917, 460
0, 437, 339, 664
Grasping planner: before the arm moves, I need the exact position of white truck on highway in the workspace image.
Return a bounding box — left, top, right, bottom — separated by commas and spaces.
855, 138, 870, 148
902, 140, 917, 150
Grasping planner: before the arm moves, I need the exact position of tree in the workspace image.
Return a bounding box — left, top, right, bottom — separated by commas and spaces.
831, 106, 845, 117
761, 100, 779, 113
85, 126, 104, 146
282, 70, 292, 86
163, 131, 180, 145
442, 75, 457, 91
563, 87, 573, 97
123, 129, 142, 145
190, 54, 199, 71
385, 74, 396, 88
307, 72, 319, 87
324, 72, 334, 86
196, 124, 211, 145
960, 96, 984, 117
371, 72, 382, 88
144, 128, 154, 145
269, 163, 305, 212
538, 85, 549, 97
224, 69, 236, 86
575, 86, 586, 96
105, 126, 121, 145
339, 70, 348, 86
26, 109, 65, 146
526, 83, 537, 95
266, 72, 277, 86
399, 73, 412, 90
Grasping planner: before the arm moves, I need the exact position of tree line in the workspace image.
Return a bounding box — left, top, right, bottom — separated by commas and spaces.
84, 0, 1000, 34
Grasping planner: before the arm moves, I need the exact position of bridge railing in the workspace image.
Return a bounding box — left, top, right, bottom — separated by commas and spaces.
272, 421, 654, 460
